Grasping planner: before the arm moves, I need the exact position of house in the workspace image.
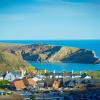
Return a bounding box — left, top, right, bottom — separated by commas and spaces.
19, 68, 26, 78
23, 77, 36, 86
44, 78, 54, 88
52, 81, 60, 89
0, 77, 3, 80
81, 73, 91, 79
32, 77, 41, 82
11, 79, 25, 90
55, 75, 63, 79
0, 74, 3, 80
67, 80, 76, 87
9, 71, 22, 79
64, 80, 77, 88
37, 74, 45, 79
4, 72, 16, 82
84, 76, 91, 79
38, 81, 44, 88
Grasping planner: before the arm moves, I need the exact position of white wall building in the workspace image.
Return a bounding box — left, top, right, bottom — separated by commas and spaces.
4, 72, 16, 82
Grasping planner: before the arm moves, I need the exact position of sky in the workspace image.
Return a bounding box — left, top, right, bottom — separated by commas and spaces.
0, 0, 100, 40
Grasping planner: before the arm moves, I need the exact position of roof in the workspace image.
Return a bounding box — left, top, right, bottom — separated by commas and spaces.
52, 81, 60, 89
32, 77, 40, 81
12, 79, 25, 90
27, 78, 36, 85
4, 72, 16, 82
23, 77, 36, 86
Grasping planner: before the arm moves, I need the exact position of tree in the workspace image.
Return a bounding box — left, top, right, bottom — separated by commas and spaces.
30, 94, 36, 100
0, 80, 9, 85
26, 66, 36, 73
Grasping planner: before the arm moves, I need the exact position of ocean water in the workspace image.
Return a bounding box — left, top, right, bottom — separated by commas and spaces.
0, 40, 100, 72
28, 62, 100, 72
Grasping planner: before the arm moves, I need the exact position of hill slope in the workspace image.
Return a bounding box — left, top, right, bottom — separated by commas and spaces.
0, 50, 28, 72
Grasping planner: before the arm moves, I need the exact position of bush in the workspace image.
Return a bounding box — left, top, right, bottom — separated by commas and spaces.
0, 80, 9, 85
30, 94, 36, 100
26, 66, 36, 73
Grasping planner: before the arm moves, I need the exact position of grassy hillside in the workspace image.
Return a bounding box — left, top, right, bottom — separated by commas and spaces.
74, 70, 100, 79
0, 51, 28, 72
86, 70, 100, 79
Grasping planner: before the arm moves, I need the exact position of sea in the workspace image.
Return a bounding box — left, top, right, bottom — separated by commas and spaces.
0, 40, 100, 72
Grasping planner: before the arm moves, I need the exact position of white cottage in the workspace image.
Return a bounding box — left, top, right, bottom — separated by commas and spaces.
4, 72, 16, 82
84, 76, 91, 79
0, 76, 3, 80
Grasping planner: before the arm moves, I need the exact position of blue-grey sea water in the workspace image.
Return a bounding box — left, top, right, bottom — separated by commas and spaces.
0, 40, 100, 72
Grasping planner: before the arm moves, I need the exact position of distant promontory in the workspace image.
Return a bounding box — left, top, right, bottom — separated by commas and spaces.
0, 43, 100, 70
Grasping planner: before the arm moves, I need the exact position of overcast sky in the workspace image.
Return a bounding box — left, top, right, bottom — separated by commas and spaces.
0, 0, 100, 40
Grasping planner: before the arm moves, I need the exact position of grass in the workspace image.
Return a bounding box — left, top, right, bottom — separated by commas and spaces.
85, 70, 100, 79
0, 51, 28, 72
74, 70, 100, 79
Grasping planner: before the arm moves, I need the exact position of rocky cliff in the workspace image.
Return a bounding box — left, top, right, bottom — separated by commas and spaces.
0, 43, 100, 66
21, 44, 100, 64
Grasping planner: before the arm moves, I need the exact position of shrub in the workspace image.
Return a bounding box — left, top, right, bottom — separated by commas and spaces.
0, 80, 9, 85
30, 94, 36, 100
26, 66, 36, 73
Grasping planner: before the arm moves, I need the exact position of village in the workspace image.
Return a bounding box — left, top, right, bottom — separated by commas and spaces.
0, 67, 100, 100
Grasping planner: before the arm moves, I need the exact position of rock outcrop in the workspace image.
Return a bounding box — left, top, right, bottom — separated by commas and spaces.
0, 43, 100, 65
20, 44, 100, 64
